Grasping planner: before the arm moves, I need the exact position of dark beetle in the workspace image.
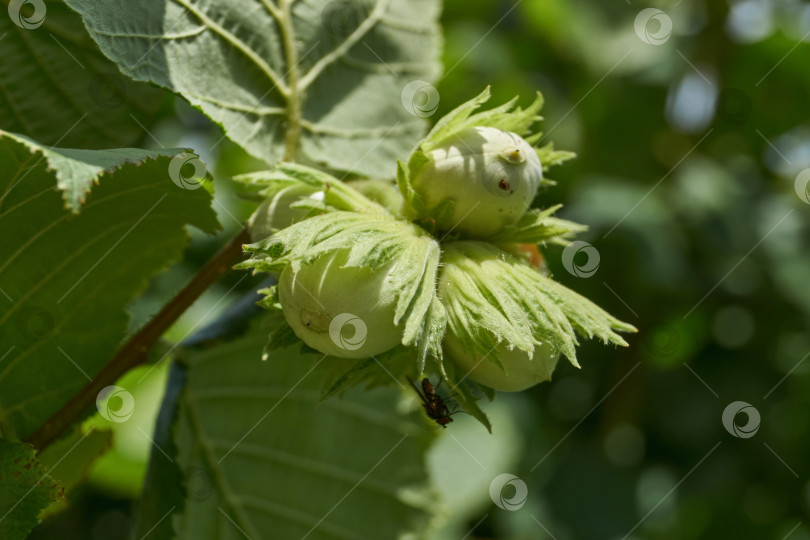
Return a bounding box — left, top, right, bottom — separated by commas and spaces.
407, 376, 455, 428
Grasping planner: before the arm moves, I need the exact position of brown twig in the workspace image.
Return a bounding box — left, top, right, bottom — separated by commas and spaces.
26, 228, 251, 451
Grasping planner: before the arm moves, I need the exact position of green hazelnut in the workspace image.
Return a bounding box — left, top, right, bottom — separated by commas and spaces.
277, 249, 402, 359
411, 126, 542, 237
444, 334, 560, 392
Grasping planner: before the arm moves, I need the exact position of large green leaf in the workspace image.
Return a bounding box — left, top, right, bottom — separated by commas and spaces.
0, 0, 163, 148
0, 130, 220, 440
136, 316, 436, 539
0, 440, 60, 540
65, 0, 442, 177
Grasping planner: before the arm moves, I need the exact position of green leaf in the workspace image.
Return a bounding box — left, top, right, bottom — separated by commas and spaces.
420, 87, 545, 152
0, 0, 163, 148
448, 377, 492, 433
0, 439, 60, 540
489, 205, 588, 245
259, 308, 302, 359
150, 318, 436, 539
439, 241, 637, 369
535, 141, 576, 172
66, 0, 442, 176
346, 179, 404, 215
318, 345, 420, 402
0, 131, 220, 439
234, 162, 388, 215
420, 86, 492, 151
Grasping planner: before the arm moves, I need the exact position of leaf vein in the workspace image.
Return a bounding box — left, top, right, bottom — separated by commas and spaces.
237, 495, 369, 540
169, 0, 289, 95
208, 440, 405, 500
0, 179, 170, 278
16, 28, 124, 140
298, 0, 390, 90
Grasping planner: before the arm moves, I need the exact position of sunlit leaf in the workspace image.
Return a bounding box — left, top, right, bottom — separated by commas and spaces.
66, 0, 442, 176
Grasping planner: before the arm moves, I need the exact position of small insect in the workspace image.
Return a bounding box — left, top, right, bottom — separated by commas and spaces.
407, 376, 457, 428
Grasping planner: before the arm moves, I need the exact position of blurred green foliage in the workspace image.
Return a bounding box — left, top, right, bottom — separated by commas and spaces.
433, 0, 810, 538
31, 0, 810, 538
